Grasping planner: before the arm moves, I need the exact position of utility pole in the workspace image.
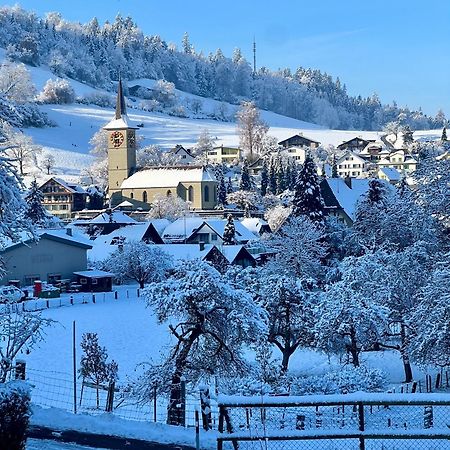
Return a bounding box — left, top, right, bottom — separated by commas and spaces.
253, 37, 257, 75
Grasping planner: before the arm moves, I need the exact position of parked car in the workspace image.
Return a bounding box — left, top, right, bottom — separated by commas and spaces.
0, 285, 25, 303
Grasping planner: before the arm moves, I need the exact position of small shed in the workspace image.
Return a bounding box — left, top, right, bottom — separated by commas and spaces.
73, 270, 114, 292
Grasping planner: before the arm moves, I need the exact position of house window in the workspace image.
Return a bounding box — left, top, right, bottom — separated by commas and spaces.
92, 278, 98, 285
143, 191, 148, 203
204, 185, 210, 202
198, 233, 209, 243
80, 278, 87, 285
130, 192, 134, 199
188, 186, 194, 202
211, 234, 218, 241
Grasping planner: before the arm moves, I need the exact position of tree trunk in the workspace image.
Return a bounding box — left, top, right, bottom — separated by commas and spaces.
349, 328, 360, 367
400, 323, 413, 382
139, 279, 145, 289
168, 325, 202, 425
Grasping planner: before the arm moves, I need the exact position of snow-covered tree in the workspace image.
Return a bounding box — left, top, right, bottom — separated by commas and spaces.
141, 261, 267, 424
79, 332, 118, 408
146, 193, 190, 221
103, 241, 172, 288
226, 177, 233, 194
0, 121, 42, 175
260, 159, 268, 196
266, 216, 327, 278
89, 129, 109, 160
137, 145, 181, 167
0, 302, 52, 382
41, 153, 55, 175
37, 79, 75, 104
24, 180, 52, 227
226, 190, 260, 215
260, 275, 315, 373
217, 168, 227, 207
236, 101, 269, 158
222, 214, 235, 245
239, 159, 252, 191
316, 255, 390, 367
441, 126, 447, 142
0, 61, 36, 104
193, 129, 215, 164
291, 154, 325, 224
410, 255, 450, 368
264, 204, 292, 231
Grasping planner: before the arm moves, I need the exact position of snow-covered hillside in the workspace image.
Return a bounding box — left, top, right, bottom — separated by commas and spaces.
1, 49, 443, 180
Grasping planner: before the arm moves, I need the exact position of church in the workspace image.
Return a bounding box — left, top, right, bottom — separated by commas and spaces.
105, 81, 218, 210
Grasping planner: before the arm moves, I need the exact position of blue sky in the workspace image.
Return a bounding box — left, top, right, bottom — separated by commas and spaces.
12, 1, 450, 116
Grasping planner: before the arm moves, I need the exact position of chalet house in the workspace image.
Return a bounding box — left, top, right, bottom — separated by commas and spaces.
320, 178, 370, 225
337, 137, 376, 152
0, 229, 92, 286
207, 146, 242, 165
171, 145, 195, 164
377, 149, 417, 173
162, 218, 258, 244
40, 177, 87, 220
336, 151, 367, 178
280, 146, 307, 163
278, 134, 320, 149
359, 141, 391, 163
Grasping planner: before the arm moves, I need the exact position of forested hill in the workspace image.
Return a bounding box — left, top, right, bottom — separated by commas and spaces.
0, 5, 444, 131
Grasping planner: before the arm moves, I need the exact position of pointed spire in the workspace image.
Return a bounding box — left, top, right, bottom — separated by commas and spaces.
115, 77, 127, 120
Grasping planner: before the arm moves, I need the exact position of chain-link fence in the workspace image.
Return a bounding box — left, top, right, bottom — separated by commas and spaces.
217, 394, 450, 450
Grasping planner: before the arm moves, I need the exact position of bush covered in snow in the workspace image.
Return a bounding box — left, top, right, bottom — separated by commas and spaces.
290, 366, 386, 395
0, 381, 31, 450
37, 79, 75, 104
77, 91, 115, 108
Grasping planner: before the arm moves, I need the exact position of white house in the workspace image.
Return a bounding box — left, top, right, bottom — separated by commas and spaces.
336, 151, 368, 178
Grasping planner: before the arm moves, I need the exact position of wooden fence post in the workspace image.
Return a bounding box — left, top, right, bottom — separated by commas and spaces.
195, 409, 200, 450
153, 385, 157, 422
424, 405, 433, 429
199, 385, 212, 431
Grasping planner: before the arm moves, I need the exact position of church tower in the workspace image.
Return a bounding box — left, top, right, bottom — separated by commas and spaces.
104, 79, 137, 205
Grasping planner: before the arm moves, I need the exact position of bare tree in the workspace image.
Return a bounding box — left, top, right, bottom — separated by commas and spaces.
42, 153, 55, 175
236, 101, 269, 159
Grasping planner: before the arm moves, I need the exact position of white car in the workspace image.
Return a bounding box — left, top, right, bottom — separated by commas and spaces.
0, 285, 24, 303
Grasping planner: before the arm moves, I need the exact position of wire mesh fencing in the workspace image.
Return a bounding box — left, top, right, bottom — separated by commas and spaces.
26, 367, 219, 428
217, 394, 450, 450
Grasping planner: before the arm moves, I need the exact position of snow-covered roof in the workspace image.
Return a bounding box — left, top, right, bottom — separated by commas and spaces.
121, 166, 216, 189
337, 151, 366, 164
240, 218, 270, 235
116, 200, 134, 208
103, 116, 137, 130
220, 245, 250, 263
162, 217, 204, 242
326, 178, 370, 220
74, 270, 114, 278
1, 228, 92, 252
147, 219, 171, 235
90, 211, 137, 224
41, 177, 86, 194
197, 219, 259, 243
379, 167, 401, 181
153, 244, 213, 261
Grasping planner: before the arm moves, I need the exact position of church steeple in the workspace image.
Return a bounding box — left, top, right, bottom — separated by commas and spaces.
115, 77, 127, 120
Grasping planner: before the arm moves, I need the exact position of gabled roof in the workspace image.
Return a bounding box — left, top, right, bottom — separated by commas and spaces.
240, 218, 271, 235
79, 210, 138, 225
194, 220, 259, 243
336, 151, 367, 164
278, 134, 320, 146
171, 145, 193, 157
40, 177, 86, 194
162, 217, 204, 242
379, 167, 401, 181
121, 166, 216, 189
1, 228, 92, 253
337, 137, 376, 149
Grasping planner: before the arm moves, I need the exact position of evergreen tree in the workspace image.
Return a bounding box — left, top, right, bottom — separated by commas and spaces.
332, 154, 338, 177
222, 214, 236, 245
268, 158, 277, 194
239, 159, 252, 191
260, 159, 268, 197
442, 126, 447, 142
24, 179, 49, 226
284, 162, 292, 190
291, 154, 325, 224
217, 167, 227, 207
276, 159, 285, 194
226, 177, 233, 194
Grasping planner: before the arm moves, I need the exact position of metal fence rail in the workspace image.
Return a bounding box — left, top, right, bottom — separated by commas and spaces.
217, 393, 450, 450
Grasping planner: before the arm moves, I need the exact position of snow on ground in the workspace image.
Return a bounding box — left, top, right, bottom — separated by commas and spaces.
27, 440, 105, 450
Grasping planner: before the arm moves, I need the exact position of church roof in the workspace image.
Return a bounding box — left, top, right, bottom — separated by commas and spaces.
103, 79, 138, 130
121, 166, 216, 189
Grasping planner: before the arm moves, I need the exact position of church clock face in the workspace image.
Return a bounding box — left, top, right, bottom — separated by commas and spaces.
127, 131, 136, 147
110, 131, 124, 148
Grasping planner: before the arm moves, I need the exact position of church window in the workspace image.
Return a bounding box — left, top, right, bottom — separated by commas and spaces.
167, 190, 172, 197
188, 186, 194, 202
204, 185, 210, 202
143, 191, 148, 203
130, 192, 134, 199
